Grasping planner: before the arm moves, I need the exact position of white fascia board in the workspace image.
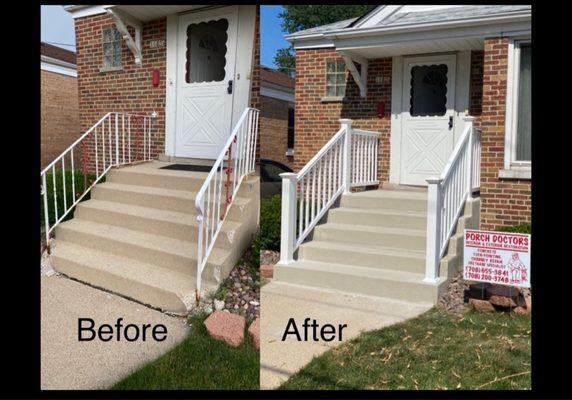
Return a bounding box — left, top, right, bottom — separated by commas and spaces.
260, 86, 295, 102
65, 5, 109, 19
333, 19, 531, 52
41, 61, 77, 77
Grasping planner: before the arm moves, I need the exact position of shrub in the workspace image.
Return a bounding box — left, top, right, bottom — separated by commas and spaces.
496, 224, 531, 234
252, 195, 282, 265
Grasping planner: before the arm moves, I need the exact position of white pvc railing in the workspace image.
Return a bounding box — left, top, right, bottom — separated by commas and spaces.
424, 116, 480, 282
41, 112, 156, 252
351, 129, 380, 187
194, 107, 259, 297
280, 119, 380, 264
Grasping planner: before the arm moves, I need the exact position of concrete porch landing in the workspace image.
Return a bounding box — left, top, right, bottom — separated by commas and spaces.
260, 281, 431, 390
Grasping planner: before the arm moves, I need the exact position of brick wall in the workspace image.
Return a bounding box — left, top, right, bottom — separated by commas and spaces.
477, 38, 531, 229
294, 48, 392, 181
41, 70, 80, 169
259, 95, 293, 168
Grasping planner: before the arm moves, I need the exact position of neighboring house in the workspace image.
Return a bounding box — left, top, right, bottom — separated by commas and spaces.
41, 42, 80, 169
274, 6, 531, 306
40, 5, 260, 314
259, 66, 295, 168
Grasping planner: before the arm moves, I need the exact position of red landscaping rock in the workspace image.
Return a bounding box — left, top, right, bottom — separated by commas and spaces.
469, 298, 495, 313
489, 294, 517, 308
248, 317, 260, 349
513, 306, 529, 315
204, 311, 246, 347
260, 264, 273, 279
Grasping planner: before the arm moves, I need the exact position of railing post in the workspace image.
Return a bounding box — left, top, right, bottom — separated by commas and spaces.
115, 113, 119, 166
279, 172, 297, 265
340, 119, 353, 194
464, 115, 475, 196
424, 177, 443, 283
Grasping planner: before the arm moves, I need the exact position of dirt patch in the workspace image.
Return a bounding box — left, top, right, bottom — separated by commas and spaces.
438, 272, 471, 316
260, 250, 279, 266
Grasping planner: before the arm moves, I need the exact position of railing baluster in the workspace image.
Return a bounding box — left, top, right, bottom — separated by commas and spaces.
71, 148, 75, 201
52, 165, 58, 222
42, 174, 50, 246
61, 157, 67, 212
95, 124, 99, 176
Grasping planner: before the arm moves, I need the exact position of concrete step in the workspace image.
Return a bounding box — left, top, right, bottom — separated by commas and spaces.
51, 241, 209, 314
298, 240, 425, 274
92, 181, 250, 218
313, 223, 426, 251
326, 207, 426, 229
54, 219, 230, 278
275, 260, 443, 304
341, 190, 427, 211
107, 162, 209, 191
74, 199, 240, 245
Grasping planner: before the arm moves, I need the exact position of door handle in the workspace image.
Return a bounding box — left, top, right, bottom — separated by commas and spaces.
227, 80, 233, 94
448, 116, 453, 130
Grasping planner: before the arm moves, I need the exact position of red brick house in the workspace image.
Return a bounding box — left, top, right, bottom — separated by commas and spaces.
39, 5, 260, 313
41, 43, 80, 169
275, 5, 531, 304
259, 66, 295, 168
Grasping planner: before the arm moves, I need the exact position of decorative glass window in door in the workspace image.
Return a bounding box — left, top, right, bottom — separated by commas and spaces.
185, 19, 228, 83
409, 64, 448, 116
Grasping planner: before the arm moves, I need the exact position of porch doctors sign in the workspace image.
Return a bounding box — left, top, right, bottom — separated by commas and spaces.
463, 230, 530, 288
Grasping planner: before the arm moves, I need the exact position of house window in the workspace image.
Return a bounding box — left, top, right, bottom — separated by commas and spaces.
503, 39, 531, 178
287, 106, 295, 152
325, 60, 346, 97
102, 27, 122, 69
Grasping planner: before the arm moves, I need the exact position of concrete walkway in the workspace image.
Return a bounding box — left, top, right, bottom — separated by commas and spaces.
41, 274, 189, 390
260, 281, 432, 389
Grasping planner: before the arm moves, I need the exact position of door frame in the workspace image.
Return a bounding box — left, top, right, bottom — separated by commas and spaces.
389, 51, 471, 185
165, 5, 256, 158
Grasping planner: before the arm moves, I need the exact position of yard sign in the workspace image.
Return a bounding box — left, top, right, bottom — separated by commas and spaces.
463, 229, 531, 288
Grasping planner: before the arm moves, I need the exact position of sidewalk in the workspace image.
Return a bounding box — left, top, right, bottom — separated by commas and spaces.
260, 281, 432, 389
41, 274, 189, 390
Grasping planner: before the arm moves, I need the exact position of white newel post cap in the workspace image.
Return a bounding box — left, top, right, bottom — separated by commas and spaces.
280, 172, 297, 181
463, 115, 475, 123
339, 118, 353, 127
426, 176, 443, 185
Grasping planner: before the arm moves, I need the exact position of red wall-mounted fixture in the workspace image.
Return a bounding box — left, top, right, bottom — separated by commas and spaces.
152, 69, 160, 87
377, 101, 385, 119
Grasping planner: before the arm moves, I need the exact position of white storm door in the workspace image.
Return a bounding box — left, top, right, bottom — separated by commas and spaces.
175, 7, 238, 159
400, 54, 456, 186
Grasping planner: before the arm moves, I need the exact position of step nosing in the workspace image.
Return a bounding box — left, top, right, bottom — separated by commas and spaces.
317, 223, 426, 236
302, 241, 426, 257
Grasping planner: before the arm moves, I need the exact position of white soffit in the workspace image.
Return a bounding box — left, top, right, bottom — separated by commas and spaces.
66, 5, 209, 20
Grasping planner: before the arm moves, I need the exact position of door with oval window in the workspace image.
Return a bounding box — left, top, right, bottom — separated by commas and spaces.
400, 54, 456, 185
175, 7, 238, 159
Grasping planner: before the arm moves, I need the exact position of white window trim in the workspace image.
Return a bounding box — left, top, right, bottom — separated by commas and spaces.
324, 59, 347, 99
503, 37, 531, 177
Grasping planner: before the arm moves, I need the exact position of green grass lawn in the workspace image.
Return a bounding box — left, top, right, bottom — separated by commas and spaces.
112, 315, 259, 390
279, 307, 531, 390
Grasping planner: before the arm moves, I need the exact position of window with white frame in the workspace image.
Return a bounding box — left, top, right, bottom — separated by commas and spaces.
325, 60, 346, 97
505, 40, 531, 171
102, 27, 122, 69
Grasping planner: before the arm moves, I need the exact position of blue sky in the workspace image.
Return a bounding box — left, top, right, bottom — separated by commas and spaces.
41, 5, 288, 69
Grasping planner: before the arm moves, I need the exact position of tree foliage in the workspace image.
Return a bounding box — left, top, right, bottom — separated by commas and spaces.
273, 5, 376, 75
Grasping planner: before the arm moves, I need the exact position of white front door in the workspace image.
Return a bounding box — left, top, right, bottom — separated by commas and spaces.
175, 7, 238, 159
400, 54, 456, 185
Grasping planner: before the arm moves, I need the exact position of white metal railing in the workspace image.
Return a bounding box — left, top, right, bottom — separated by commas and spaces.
41, 112, 156, 252
280, 119, 381, 264
424, 116, 481, 282
194, 108, 259, 297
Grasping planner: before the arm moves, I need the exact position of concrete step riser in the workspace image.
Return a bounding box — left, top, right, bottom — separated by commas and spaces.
327, 209, 426, 230
314, 227, 426, 251
341, 196, 427, 211
92, 186, 250, 222
52, 255, 188, 314
275, 267, 437, 303
56, 224, 198, 276
75, 204, 199, 243
107, 170, 205, 191
299, 245, 425, 274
